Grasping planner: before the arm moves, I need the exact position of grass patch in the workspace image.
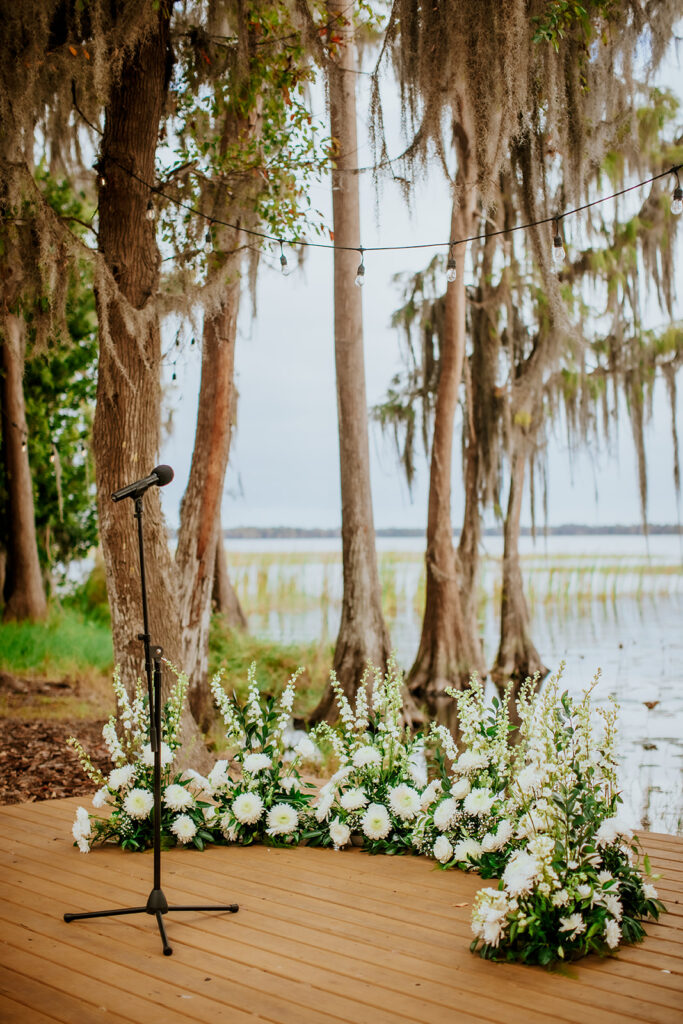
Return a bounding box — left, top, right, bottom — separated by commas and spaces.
0, 605, 114, 679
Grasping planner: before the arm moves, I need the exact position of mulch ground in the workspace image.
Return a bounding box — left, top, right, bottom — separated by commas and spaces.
0, 672, 111, 804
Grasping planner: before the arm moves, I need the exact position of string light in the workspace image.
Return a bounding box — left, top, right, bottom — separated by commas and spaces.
203, 223, 213, 253
146, 199, 156, 221
49, 450, 56, 464
446, 243, 457, 283
672, 170, 682, 216
93, 160, 106, 188
21, 439, 27, 453
551, 218, 566, 269
279, 239, 288, 272
354, 248, 366, 287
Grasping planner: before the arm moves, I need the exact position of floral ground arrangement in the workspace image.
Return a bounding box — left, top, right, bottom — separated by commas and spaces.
68, 658, 665, 967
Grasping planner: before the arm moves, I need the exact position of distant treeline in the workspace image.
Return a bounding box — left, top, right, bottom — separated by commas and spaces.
211, 524, 682, 540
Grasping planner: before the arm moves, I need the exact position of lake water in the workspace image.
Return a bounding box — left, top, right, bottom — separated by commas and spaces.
224, 534, 683, 835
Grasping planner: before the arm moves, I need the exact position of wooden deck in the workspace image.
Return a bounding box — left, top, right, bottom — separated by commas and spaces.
0, 796, 680, 1024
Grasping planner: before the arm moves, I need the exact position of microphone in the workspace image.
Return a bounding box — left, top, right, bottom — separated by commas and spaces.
111, 465, 174, 503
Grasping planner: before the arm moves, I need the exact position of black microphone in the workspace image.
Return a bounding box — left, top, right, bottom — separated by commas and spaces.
111, 465, 174, 503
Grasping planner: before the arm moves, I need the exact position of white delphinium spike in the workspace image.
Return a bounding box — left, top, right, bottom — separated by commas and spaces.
354, 667, 370, 731
67, 737, 107, 787
329, 671, 355, 730
245, 663, 264, 726
102, 719, 125, 764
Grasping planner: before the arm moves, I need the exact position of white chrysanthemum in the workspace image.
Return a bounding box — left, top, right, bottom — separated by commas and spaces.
516, 764, 544, 794
361, 803, 391, 841
108, 764, 136, 791
455, 750, 488, 774
352, 745, 381, 769
266, 803, 299, 835
220, 814, 238, 842
123, 788, 154, 819
502, 851, 541, 896
208, 759, 230, 789
163, 783, 194, 812
642, 882, 658, 900
280, 775, 299, 794
559, 913, 586, 940
294, 736, 316, 761
182, 769, 212, 795
597, 870, 614, 886
330, 765, 352, 785
141, 742, 174, 768
595, 816, 632, 848
203, 805, 217, 821
329, 817, 351, 848
552, 889, 570, 907
494, 819, 514, 848
232, 792, 264, 824
340, 788, 368, 812
171, 814, 197, 844
433, 797, 457, 831
407, 747, 428, 789
472, 888, 509, 947
72, 807, 92, 841
243, 752, 272, 773
604, 918, 621, 949
92, 787, 108, 809
315, 789, 335, 822
463, 787, 495, 817
433, 835, 453, 864
76, 836, 91, 854
603, 893, 623, 921
420, 778, 442, 810
453, 838, 483, 863
388, 784, 421, 821
450, 777, 471, 801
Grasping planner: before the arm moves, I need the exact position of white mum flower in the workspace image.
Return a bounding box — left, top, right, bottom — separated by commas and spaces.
243, 752, 272, 773
108, 764, 136, 790
232, 792, 264, 824
163, 784, 194, 812
388, 784, 421, 821
455, 750, 488, 774
330, 765, 352, 785
220, 814, 239, 842
171, 814, 197, 844
452, 838, 483, 863
361, 803, 391, 841
463, 787, 495, 816
280, 775, 299, 794
182, 769, 212, 795
72, 807, 92, 841
92, 787, 108, 809
433, 835, 453, 864
76, 836, 90, 853
294, 736, 317, 760
516, 764, 544, 794
559, 913, 586, 940
642, 882, 658, 900
433, 797, 457, 831
329, 817, 351, 848
352, 745, 382, 769
266, 803, 299, 836
472, 888, 509, 947
340, 788, 368, 812
595, 816, 632, 848
603, 893, 623, 921
494, 819, 514, 847
450, 777, 471, 801
141, 742, 174, 768
315, 789, 335, 822
502, 851, 541, 896
203, 805, 217, 821
604, 918, 621, 949
123, 788, 154, 819
552, 889, 570, 907
208, 759, 230, 789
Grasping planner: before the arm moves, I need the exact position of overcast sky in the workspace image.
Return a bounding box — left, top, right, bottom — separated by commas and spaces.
159, 35, 683, 532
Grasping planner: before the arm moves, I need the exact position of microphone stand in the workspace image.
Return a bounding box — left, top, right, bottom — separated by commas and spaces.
64, 490, 238, 955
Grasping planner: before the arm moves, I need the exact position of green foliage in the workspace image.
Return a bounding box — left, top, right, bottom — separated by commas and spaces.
0, 605, 112, 676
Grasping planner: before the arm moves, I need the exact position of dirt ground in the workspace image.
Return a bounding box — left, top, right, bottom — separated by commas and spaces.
0, 672, 112, 804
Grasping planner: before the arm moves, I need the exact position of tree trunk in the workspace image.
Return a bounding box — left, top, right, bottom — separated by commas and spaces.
213, 517, 247, 631
309, 7, 389, 723
176, 268, 240, 727
408, 155, 484, 727
455, 390, 482, 661
91, 5, 208, 767
0, 314, 47, 621
491, 439, 548, 690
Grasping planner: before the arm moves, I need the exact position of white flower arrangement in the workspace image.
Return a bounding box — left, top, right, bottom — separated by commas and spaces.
68, 666, 215, 852
209, 663, 314, 846
306, 658, 428, 853
411, 678, 514, 873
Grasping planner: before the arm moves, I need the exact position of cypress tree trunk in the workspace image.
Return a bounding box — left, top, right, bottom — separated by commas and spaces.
176, 263, 240, 728
309, 5, 389, 723
213, 514, 247, 631
491, 438, 548, 689
0, 314, 47, 621
92, 3, 208, 765
407, 140, 485, 726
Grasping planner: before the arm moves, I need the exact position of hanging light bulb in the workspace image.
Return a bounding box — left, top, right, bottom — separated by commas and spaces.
355, 248, 366, 287
671, 173, 683, 215
203, 224, 213, 253
93, 160, 106, 188
146, 198, 156, 221
551, 218, 566, 269
279, 240, 288, 273
446, 244, 457, 283
21, 439, 27, 453
49, 451, 56, 464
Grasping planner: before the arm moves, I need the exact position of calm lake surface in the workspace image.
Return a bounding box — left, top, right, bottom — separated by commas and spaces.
224, 534, 683, 835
